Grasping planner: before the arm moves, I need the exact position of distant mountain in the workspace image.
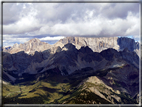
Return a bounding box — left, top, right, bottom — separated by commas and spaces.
54, 37, 140, 56
2, 37, 140, 104
3, 37, 140, 56
2, 46, 11, 51
3, 38, 51, 55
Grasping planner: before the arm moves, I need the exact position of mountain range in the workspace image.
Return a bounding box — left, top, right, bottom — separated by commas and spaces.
2, 37, 140, 104
3, 37, 140, 56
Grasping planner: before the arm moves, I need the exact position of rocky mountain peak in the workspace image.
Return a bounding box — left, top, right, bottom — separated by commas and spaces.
13, 43, 19, 48
55, 36, 140, 57
100, 48, 120, 61
123, 48, 130, 52
79, 46, 93, 53
4, 37, 140, 57
62, 43, 76, 51
28, 38, 41, 43
3, 38, 51, 55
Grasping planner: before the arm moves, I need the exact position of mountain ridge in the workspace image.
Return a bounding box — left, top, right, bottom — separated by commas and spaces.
55, 37, 140, 55
2, 37, 140, 104
3, 37, 140, 56
3, 43, 139, 80
3, 38, 51, 55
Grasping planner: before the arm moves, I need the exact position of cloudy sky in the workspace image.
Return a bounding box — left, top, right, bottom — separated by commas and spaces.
3, 2, 140, 47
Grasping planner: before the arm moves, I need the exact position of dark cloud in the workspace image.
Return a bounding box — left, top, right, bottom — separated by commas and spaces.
100, 3, 139, 19
3, 3, 23, 25
34, 3, 139, 24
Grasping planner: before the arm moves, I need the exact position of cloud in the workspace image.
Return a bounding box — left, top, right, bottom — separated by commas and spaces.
3, 34, 30, 46
3, 3, 41, 34
3, 16, 41, 34
99, 3, 139, 19
3, 3, 23, 25
39, 36, 65, 41
46, 11, 139, 37
3, 34, 64, 46
3, 2, 140, 46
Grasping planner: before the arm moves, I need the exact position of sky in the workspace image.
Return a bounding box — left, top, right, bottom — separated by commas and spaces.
2, 1, 140, 47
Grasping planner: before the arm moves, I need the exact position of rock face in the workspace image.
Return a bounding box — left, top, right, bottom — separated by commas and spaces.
2, 46, 11, 52
55, 37, 119, 51
3, 38, 51, 55
54, 37, 140, 56
3, 37, 140, 56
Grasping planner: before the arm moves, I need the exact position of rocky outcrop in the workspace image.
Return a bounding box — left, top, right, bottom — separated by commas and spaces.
55, 37, 119, 51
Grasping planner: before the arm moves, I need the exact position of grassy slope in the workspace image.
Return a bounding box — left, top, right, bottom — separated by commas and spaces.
2, 66, 138, 104
2, 74, 75, 104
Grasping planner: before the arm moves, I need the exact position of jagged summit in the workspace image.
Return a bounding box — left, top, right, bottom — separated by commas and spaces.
28, 38, 41, 43
79, 46, 93, 53
100, 48, 120, 61
62, 43, 76, 51
3, 38, 51, 55
3, 37, 140, 57
54, 36, 140, 57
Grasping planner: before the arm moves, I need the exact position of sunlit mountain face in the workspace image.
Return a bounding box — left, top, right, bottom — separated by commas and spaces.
2, 37, 140, 104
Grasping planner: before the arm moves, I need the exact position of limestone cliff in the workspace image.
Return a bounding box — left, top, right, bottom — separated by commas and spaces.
3, 38, 51, 55
54, 37, 140, 56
